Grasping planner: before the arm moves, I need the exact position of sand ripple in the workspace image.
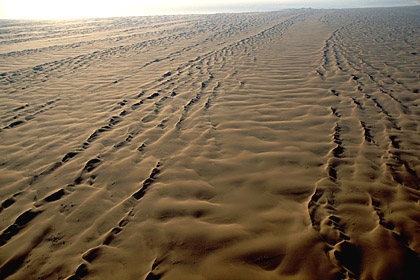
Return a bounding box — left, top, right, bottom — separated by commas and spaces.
1, 7, 420, 280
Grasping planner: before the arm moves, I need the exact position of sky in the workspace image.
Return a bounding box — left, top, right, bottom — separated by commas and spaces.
0, 0, 418, 19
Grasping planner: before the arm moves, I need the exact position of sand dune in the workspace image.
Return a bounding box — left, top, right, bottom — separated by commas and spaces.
1, 6, 420, 280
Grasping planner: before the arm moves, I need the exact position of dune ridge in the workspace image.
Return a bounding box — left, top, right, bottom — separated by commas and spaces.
1, 6, 420, 280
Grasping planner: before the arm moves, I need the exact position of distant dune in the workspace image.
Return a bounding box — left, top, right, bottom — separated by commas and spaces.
1, 7, 420, 280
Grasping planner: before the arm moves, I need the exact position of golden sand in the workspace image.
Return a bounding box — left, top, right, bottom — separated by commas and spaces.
1, 7, 420, 280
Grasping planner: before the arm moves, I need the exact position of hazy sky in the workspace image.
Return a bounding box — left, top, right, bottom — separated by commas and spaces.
0, 0, 418, 19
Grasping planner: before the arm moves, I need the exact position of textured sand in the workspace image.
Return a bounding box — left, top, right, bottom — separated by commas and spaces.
1, 7, 420, 280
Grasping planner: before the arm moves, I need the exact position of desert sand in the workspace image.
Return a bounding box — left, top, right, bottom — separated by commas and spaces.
1, 6, 420, 280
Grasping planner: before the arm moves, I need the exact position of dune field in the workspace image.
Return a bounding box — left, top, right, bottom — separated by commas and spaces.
1, 6, 420, 280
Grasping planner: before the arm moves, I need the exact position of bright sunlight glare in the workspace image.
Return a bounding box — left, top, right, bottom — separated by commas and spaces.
0, 0, 418, 19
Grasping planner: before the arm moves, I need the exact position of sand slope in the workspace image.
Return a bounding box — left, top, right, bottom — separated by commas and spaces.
1, 7, 420, 280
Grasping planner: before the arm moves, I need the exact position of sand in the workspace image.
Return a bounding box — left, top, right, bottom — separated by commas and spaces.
1, 6, 420, 280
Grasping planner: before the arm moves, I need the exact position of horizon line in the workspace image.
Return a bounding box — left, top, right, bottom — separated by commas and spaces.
0, 4, 418, 21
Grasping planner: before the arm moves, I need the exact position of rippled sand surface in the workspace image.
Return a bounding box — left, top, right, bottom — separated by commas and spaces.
1, 7, 420, 280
